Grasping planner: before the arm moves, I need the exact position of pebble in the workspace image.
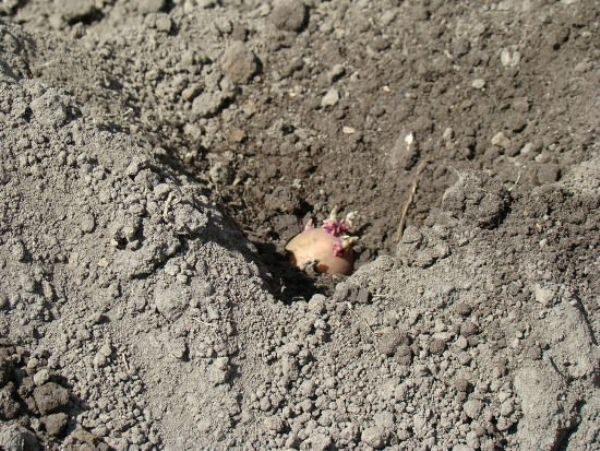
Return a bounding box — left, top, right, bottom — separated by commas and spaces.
460, 321, 479, 337
220, 41, 258, 84
471, 78, 486, 89
500, 399, 514, 416
155, 14, 172, 33
321, 88, 340, 108
463, 399, 482, 419
33, 368, 51, 386
361, 425, 386, 448
138, 0, 166, 14
271, 0, 308, 32
491, 132, 510, 149
33, 383, 70, 414
80, 213, 96, 233
533, 284, 555, 306
43, 412, 69, 436
309, 432, 332, 451
500, 48, 520, 67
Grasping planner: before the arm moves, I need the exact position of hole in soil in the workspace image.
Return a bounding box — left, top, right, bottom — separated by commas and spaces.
173, 124, 435, 303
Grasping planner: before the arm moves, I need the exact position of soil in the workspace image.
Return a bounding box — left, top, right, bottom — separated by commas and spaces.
0, 0, 598, 450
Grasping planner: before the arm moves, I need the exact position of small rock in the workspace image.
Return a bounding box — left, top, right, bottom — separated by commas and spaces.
463, 399, 482, 419
373, 411, 395, 430
533, 284, 555, 306
0, 425, 40, 451
471, 78, 486, 89
308, 432, 332, 451
138, 0, 166, 14
220, 41, 259, 84
43, 412, 69, 437
491, 132, 510, 149
33, 369, 51, 386
321, 88, 340, 107
11, 241, 26, 261
98, 343, 113, 357
308, 294, 326, 314
361, 425, 386, 449
33, 383, 70, 415
500, 48, 520, 67
264, 415, 285, 433
390, 132, 420, 170
460, 321, 479, 337
455, 303, 472, 316
500, 399, 515, 416
56, 0, 97, 23
377, 330, 410, 357
80, 213, 95, 233
271, 0, 308, 32
155, 14, 172, 33
454, 378, 471, 393
397, 344, 413, 365
429, 338, 446, 355
536, 165, 561, 184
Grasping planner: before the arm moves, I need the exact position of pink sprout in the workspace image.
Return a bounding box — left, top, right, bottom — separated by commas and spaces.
322, 219, 351, 237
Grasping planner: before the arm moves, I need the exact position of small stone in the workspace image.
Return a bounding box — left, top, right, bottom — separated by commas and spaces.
374, 411, 395, 430
155, 14, 172, 33
264, 415, 285, 432
533, 284, 555, 306
463, 399, 482, 419
460, 321, 479, 337
500, 48, 520, 67
491, 132, 511, 149
308, 432, 332, 451
270, 0, 308, 32
33, 369, 51, 386
308, 294, 326, 314
138, 0, 166, 14
56, 0, 97, 22
80, 213, 95, 233
390, 132, 419, 170
455, 303, 472, 316
397, 345, 413, 365
429, 338, 446, 355
443, 127, 454, 142
299, 380, 316, 397
11, 241, 26, 261
361, 425, 386, 448
456, 335, 468, 350
99, 343, 113, 357
321, 88, 340, 107
220, 41, 259, 84
377, 331, 410, 357
500, 399, 514, 416
44, 412, 69, 437
536, 165, 561, 184
33, 383, 70, 414
0, 425, 40, 451
454, 378, 471, 393
471, 78, 486, 89
214, 357, 229, 371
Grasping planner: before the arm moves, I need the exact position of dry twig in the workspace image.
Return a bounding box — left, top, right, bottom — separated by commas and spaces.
395, 159, 430, 242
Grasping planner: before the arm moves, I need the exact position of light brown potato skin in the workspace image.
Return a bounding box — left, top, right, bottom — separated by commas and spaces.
285, 228, 354, 275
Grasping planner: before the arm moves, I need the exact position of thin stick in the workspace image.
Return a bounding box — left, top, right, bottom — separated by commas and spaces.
395, 160, 429, 242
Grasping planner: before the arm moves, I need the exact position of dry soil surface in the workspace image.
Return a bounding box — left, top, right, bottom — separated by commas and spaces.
0, 0, 598, 450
